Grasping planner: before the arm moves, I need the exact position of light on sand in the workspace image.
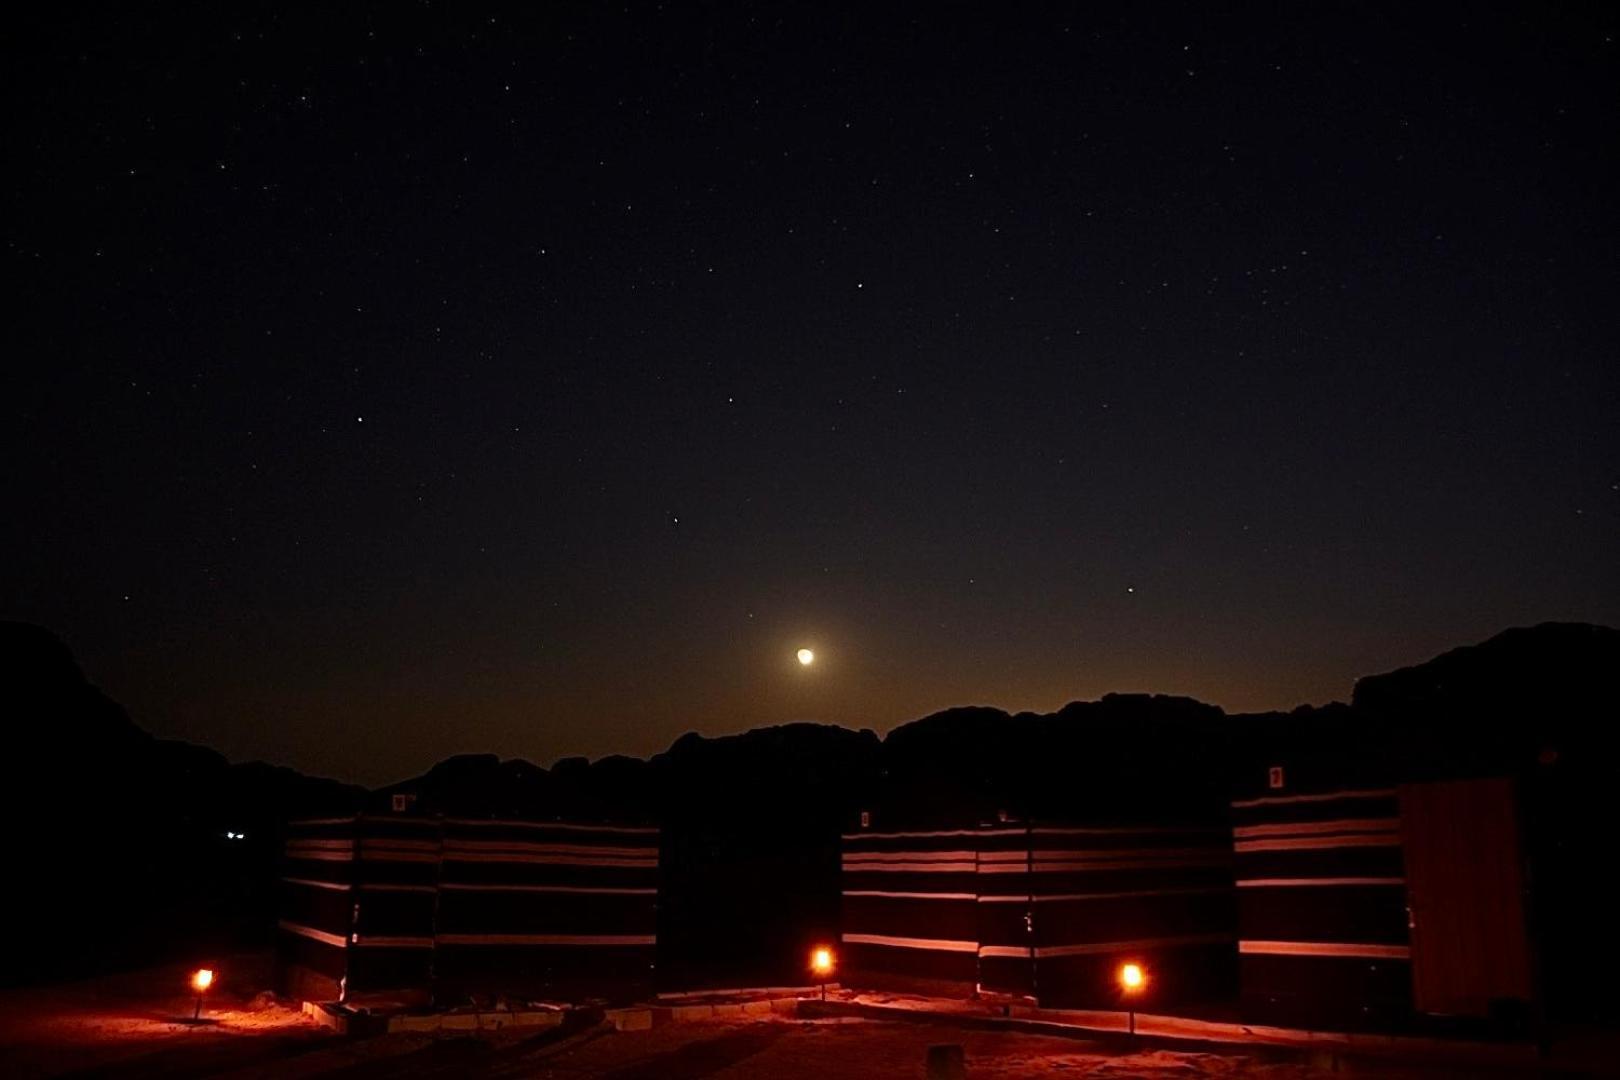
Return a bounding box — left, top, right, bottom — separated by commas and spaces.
811, 945, 835, 1000
191, 968, 215, 1021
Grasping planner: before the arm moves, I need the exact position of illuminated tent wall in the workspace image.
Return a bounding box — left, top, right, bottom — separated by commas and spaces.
277, 815, 431, 1001
969, 826, 1036, 995
841, 819, 1235, 1006
1230, 761, 1421, 1028
276, 814, 658, 1003
841, 827, 983, 993
990, 823, 1234, 1004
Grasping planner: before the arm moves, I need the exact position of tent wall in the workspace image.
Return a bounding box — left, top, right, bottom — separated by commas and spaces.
277, 816, 360, 1002
975, 827, 1035, 996
843, 822, 1236, 1006
275, 814, 658, 1002
1020, 824, 1235, 1007
1233, 787, 1412, 1027
432, 818, 659, 998
841, 828, 984, 995
347, 817, 439, 995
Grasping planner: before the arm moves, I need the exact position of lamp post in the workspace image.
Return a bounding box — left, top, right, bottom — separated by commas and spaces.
1117, 962, 1146, 1044
811, 946, 836, 1001
191, 968, 215, 1021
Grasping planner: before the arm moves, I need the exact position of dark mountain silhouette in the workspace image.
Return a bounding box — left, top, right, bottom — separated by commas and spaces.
3, 621, 363, 985
872, 695, 1231, 829
1352, 622, 1616, 744
5, 619, 1615, 993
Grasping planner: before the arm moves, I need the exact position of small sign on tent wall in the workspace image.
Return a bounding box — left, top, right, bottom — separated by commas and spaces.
1267, 766, 1285, 790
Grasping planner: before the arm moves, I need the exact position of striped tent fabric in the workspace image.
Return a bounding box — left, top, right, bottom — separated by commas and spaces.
844, 822, 1236, 1005
1232, 787, 1412, 1026
344, 816, 441, 994
974, 827, 1036, 996
277, 816, 369, 1002
433, 818, 659, 996
841, 828, 986, 995
276, 815, 658, 1002
1003, 824, 1235, 1006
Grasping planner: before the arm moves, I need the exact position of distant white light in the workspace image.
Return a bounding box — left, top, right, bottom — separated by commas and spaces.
797, 648, 815, 666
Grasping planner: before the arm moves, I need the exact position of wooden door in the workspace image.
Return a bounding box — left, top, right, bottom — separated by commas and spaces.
1399, 778, 1533, 1016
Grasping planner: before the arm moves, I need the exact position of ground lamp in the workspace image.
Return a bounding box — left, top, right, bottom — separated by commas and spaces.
1117, 962, 1146, 1040
191, 968, 214, 1020
810, 945, 836, 1001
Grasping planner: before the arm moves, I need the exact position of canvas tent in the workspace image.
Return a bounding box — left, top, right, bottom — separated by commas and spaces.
842, 817, 1236, 1007
1231, 749, 1537, 1031
276, 813, 659, 1003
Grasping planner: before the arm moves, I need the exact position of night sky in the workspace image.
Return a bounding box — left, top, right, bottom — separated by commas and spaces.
7, 5, 1617, 785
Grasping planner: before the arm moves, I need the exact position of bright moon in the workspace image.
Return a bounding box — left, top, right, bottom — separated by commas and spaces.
796, 648, 815, 666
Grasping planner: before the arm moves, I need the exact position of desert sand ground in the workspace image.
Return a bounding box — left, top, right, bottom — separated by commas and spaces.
0, 957, 1603, 1079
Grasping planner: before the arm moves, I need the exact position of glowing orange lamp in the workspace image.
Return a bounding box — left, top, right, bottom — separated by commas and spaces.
1117, 961, 1146, 1039
191, 968, 215, 1020
810, 945, 836, 1000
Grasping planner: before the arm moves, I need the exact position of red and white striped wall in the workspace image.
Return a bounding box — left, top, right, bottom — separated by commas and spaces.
276, 814, 659, 1002
841, 821, 1236, 1006
1231, 787, 1412, 1025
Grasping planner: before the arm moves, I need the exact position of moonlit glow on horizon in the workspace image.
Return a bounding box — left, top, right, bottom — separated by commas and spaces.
13, 6, 1611, 786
